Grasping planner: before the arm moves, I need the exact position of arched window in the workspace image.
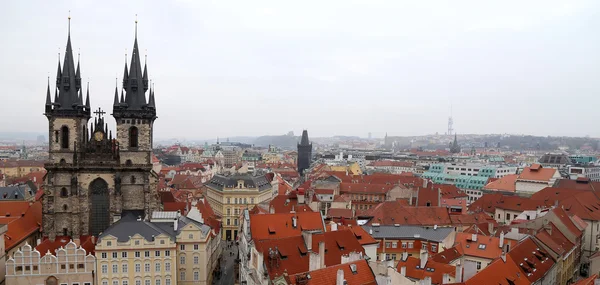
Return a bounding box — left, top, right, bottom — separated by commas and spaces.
63, 204, 68, 211
129, 127, 139, 148
61, 126, 69, 149
60, 188, 68, 197
59, 159, 66, 165
131, 175, 136, 184
126, 159, 133, 166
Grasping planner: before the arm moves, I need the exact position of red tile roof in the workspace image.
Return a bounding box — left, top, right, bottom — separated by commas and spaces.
517, 165, 557, 182
267, 194, 313, 214
36, 235, 96, 255
508, 238, 555, 283
327, 208, 353, 219
396, 255, 455, 284
326, 224, 378, 246
454, 232, 516, 260
368, 161, 414, 167
572, 274, 598, 285
430, 246, 464, 264
1, 201, 42, 251
250, 212, 325, 241
463, 254, 531, 285
416, 187, 440, 207
437, 184, 468, 199
254, 229, 365, 278
339, 183, 396, 194
483, 174, 518, 192
468, 193, 547, 214
287, 259, 376, 285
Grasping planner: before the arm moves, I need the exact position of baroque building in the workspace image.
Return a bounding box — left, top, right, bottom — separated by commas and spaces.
42, 20, 160, 240
297, 130, 312, 175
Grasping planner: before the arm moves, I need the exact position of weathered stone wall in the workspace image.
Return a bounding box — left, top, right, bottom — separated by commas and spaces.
49, 117, 89, 163
116, 121, 153, 151
119, 151, 150, 165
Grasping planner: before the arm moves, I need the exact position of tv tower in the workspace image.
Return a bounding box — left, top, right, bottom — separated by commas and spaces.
447, 104, 454, 136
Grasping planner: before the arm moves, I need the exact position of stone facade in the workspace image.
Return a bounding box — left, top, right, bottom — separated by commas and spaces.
42, 26, 159, 241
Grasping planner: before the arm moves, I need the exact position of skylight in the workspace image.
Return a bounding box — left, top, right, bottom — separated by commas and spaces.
478, 244, 486, 249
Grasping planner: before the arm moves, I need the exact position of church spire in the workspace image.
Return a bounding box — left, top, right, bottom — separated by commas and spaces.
45, 77, 52, 108
55, 53, 61, 85
75, 51, 81, 90
143, 54, 149, 91
85, 82, 90, 109
122, 17, 147, 108
300, 130, 310, 146
54, 14, 84, 112
113, 78, 119, 106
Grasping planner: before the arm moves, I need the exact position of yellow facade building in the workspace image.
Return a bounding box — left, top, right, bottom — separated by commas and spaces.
96, 211, 220, 285
205, 174, 274, 241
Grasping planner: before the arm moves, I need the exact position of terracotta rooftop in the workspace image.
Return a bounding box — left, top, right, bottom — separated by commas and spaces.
287, 259, 376, 285
36, 235, 96, 255
267, 194, 313, 214
339, 183, 397, 194
517, 165, 557, 182
250, 212, 324, 241
454, 232, 516, 260
483, 174, 518, 192
508, 237, 555, 283
463, 253, 530, 285
254, 229, 365, 278
430, 246, 464, 264
396, 255, 455, 284
572, 274, 598, 285
0, 201, 42, 251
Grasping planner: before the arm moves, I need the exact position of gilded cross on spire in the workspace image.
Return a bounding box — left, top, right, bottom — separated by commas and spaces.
93, 107, 106, 118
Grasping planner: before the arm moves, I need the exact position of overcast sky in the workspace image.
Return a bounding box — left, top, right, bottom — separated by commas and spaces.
1, 1, 599, 140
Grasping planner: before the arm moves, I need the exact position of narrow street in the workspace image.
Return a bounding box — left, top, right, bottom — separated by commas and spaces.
213, 241, 238, 285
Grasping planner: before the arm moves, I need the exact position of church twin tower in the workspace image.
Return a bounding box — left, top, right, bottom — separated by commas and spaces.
42, 19, 159, 240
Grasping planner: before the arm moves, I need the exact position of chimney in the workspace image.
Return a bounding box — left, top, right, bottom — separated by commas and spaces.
36, 238, 41, 246
442, 273, 450, 284
174, 218, 179, 231
424, 276, 432, 285
302, 231, 313, 252
420, 250, 428, 269
292, 216, 297, 228
499, 231, 505, 248
297, 190, 305, 204
331, 223, 338, 231
336, 269, 345, 285
402, 251, 408, 261
269, 205, 275, 214
423, 179, 427, 188
471, 233, 477, 242
400, 266, 406, 276
455, 263, 463, 283
500, 250, 507, 262
351, 209, 356, 218
488, 222, 494, 235
91, 236, 96, 244
319, 241, 325, 269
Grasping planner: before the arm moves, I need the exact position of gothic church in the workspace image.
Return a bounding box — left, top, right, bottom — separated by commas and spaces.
42, 20, 160, 240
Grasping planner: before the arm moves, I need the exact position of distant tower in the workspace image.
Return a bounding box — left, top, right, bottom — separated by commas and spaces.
297, 130, 312, 175
447, 105, 454, 136
450, 134, 461, 154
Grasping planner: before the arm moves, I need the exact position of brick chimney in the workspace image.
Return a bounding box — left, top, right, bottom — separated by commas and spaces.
319, 241, 325, 268
420, 250, 428, 269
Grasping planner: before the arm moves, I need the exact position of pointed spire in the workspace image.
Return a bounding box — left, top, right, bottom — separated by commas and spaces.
113, 78, 119, 106
122, 16, 147, 109
56, 52, 62, 85
142, 53, 148, 91
122, 52, 128, 89
78, 88, 83, 106
85, 82, 90, 109
54, 87, 59, 103
45, 77, 52, 106
75, 51, 81, 90
300, 130, 310, 145
120, 88, 125, 103
55, 13, 80, 110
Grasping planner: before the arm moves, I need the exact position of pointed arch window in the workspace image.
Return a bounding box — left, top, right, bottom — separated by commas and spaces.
61, 126, 69, 149
60, 187, 68, 197
129, 127, 139, 148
